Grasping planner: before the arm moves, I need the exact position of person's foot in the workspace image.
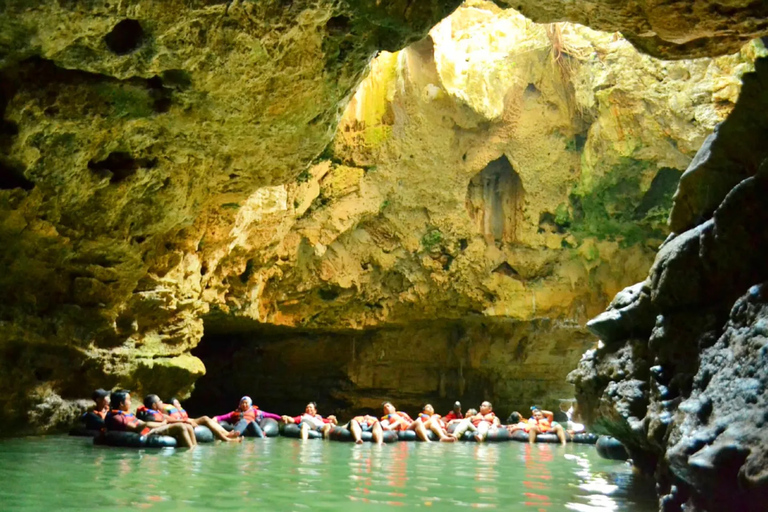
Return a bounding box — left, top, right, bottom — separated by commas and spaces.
227, 430, 241, 439
440, 436, 456, 442
355, 438, 364, 445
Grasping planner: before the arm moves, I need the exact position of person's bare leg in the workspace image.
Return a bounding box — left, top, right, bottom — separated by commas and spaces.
372, 422, 383, 444
426, 419, 455, 442
554, 424, 567, 446
348, 420, 363, 444
529, 426, 539, 444
411, 419, 431, 442
165, 423, 194, 448
322, 423, 333, 440
185, 423, 198, 447
475, 422, 489, 442
195, 416, 241, 442
300, 422, 309, 441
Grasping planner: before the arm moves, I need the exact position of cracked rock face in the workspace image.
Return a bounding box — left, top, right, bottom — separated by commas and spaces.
493, 0, 768, 59
0, 0, 767, 445
0, 0, 464, 434
570, 59, 768, 512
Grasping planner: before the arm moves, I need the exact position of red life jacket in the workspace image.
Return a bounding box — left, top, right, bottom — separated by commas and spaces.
472, 412, 496, 427
136, 405, 164, 422
166, 406, 189, 421
230, 406, 259, 422
106, 409, 150, 435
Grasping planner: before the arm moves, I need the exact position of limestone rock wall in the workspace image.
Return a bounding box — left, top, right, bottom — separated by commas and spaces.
0, 0, 464, 434
190, 317, 593, 420
189, 4, 762, 418
569, 58, 768, 512
1, 0, 767, 440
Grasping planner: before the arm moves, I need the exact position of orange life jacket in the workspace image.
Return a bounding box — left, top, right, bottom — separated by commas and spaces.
381, 411, 412, 431
526, 417, 552, 433
136, 405, 164, 422
472, 412, 496, 427
230, 406, 259, 423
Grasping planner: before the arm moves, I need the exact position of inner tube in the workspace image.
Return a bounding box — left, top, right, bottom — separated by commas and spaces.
94, 431, 177, 448
397, 430, 439, 441
509, 430, 563, 443
595, 436, 629, 460
194, 426, 214, 443
261, 418, 280, 437
571, 432, 598, 445
482, 428, 511, 442
69, 426, 101, 437
281, 423, 323, 439
327, 427, 398, 443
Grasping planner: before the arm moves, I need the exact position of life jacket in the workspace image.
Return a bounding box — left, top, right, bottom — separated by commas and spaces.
419, 413, 431, 422
472, 412, 496, 427
381, 411, 412, 431
230, 406, 259, 423
164, 405, 189, 421
136, 405, 165, 422
106, 409, 150, 435
526, 417, 552, 433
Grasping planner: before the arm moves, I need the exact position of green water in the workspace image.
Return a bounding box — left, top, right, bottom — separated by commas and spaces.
0, 436, 657, 511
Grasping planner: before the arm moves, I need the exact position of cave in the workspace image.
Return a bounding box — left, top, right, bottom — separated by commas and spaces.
187, 316, 592, 421
2, 0, 768, 509
466, 155, 524, 245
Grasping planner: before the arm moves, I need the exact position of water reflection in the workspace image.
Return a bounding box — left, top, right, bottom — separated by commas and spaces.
0, 436, 656, 511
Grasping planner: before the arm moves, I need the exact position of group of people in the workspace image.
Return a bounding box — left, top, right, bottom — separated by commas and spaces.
82, 389, 577, 448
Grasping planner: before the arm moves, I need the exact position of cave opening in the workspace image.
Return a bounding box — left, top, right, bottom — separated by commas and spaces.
185, 315, 587, 422
104, 19, 145, 55
466, 155, 524, 245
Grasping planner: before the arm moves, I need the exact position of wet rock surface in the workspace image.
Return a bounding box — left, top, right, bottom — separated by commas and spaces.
570, 58, 768, 512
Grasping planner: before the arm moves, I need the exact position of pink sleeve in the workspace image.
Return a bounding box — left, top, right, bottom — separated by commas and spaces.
260, 411, 282, 421
292, 415, 302, 423
214, 411, 235, 423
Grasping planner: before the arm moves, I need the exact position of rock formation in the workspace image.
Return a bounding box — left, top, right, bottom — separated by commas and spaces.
570, 58, 768, 512
0, 9, 767, 496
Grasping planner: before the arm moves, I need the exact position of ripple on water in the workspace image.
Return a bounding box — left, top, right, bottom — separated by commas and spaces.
0, 436, 657, 511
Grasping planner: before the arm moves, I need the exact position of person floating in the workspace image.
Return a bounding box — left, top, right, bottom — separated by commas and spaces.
215, 396, 281, 438
344, 414, 384, 444
444, 401, 463, 421
524, 406, 567, 445
419, 404, 456, 442
105, 390, 197, 448
380, 402, 432, 441
164, 397, 241, 442
81, 388, 110, 430
137, 394, 198, 448
471, 401, 501, 442
282, 402, 337, 440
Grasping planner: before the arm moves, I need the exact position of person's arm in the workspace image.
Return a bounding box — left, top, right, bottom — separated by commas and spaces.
281, 415, 299, 424
260, 411, 282, 421
541, 410, 555, 422
322, 415, 338, 425
492, 415, 501, 426
214, 411, 235, 423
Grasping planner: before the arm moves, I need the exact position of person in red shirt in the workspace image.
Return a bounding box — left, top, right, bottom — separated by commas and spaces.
282, 402, 338, 440
443, 401, 463, 422
380, 402, 432, 441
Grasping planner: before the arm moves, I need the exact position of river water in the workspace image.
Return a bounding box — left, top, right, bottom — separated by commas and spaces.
0, 435, 656, 511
